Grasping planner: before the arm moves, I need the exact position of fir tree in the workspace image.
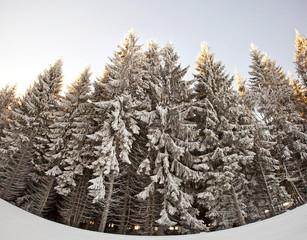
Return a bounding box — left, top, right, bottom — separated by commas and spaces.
0, 60, 63, 213
289, 74, 307, 120
48, 67, 93, 195
193, 43, 255, 229
137, 42, 205, 233
0, 85, 31, 202
292, 30, 307, 120
248, 45, 307, 204
136, 40, 164, 235
87, 31, 145, 232
294, 30, 307, 88
0, 85, 17, 138
235, 71, 291, 220
46, 67, 100, 227
20, 59, 63, 217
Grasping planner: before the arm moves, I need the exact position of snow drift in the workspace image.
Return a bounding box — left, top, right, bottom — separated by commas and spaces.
0, 199, 306, 240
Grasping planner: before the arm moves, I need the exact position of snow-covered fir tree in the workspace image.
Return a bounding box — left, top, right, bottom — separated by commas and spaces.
134, 40, 164, 235
235, 72, 291, 220
0, 60, 63, 216
292, 31, 307, 119
19, 59, 64, 217
289, 74, 307, 120
87, 31, 146, 232
48, 67, 93, 196
193, 43, 255, 229
294, 30, 307, 88
0, 85, 17, 142
248, 45, 307, 204
0, 85, 28, 202
136, 41, 205, 234
46, 67, 101, 227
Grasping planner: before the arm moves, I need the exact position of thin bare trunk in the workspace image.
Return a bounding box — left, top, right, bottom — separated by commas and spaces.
144, 196, 151, 235
119, 168, 131, 234
36, 177, 55, 216
295, 159, 306, 189
72, 176, 84, 227
1, 138, 32, 199
76, 193, 89, 228
98, 173, 114, 232
75, 173, 91, 228
256, 147, 276, 215
149, 194, 156, 235
283, 162, 305, 205
230, 182, 245, 226
62, 176, 81, 225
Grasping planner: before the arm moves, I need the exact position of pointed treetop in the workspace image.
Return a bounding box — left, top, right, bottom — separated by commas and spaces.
165, 41, 174, 49
235, 70, 246, 96
294, 29, 307, 47
250, 43, 271, 62
294, 29, 307, 86
295, 29, 304, 41
200, 41, 210, 54
250, 42, 257, 51
162, 41, 177, 60
147, 38, 159, 51
249, 44, 271, 65
67, 66, 91, 95
197, 42, 211, 62
123, 29, 139, 49
196, 42, 217, 69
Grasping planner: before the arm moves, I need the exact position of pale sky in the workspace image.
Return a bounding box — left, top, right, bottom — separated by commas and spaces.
0, 0, 306, 95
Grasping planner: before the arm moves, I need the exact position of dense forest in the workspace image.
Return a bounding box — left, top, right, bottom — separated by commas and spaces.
0, 30, 306, 235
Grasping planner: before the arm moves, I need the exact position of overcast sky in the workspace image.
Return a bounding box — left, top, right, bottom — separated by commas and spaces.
0, 0, 306, 95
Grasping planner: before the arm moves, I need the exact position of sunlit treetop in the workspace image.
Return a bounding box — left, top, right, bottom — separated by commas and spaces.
294, 30, 307, 87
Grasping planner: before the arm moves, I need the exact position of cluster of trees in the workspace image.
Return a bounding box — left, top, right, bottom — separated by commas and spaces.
0, 30, 306, 235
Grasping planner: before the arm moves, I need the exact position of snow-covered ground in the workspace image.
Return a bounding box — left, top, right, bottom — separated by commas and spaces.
0, 199, 306, 240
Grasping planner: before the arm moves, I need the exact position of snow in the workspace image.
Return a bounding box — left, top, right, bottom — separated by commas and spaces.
0, 199, 306, 240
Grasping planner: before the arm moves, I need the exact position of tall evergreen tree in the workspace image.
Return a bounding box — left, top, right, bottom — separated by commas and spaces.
0, 60, 63, 214
193, 43, 255, 229
289, 75, 307, 119
46, 67, 100, 227
292, 31, 307, 119
135, 40, 164, 235
19, 59, 63, 217
0, 85, 17, 138
87, 31, 146, 232
137, 42, 205, 233
294, 30, 307, 88
0, 96, 34, 203
0, 85, 27, 201
235, 72, 290, 220
248, 45, 307, 204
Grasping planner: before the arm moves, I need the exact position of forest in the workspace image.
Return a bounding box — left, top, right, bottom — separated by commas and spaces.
0, 30, 306, 236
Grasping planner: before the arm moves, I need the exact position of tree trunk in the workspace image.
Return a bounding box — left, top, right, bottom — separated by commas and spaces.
149, 194, 156, 235
230, 182, 245, 226
75, 172, 91, 228
1, 138, 32, 199
72, 176, 84, 227
119, 167, 131, 234
256, 147, 276, 216
144, 196, 151, 235
36, 176, 55, 216
98, 173, 115, 232
76, 193, 89, 228
295, 158, 307, 191
283, 162, 305, 205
